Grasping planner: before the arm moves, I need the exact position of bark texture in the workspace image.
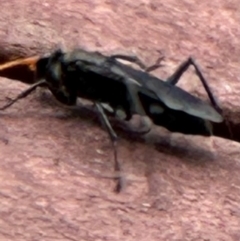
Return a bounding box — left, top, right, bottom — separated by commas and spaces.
0, 0, 240, 240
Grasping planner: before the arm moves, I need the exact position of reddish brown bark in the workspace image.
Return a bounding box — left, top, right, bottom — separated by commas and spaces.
0, 0, 240, 240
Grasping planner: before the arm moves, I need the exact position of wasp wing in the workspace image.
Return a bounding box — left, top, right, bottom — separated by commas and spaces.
117, 63, 223, 123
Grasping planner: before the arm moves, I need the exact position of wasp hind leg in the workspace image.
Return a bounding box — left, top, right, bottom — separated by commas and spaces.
95, 102, 126, 193
166, 57, 222, 113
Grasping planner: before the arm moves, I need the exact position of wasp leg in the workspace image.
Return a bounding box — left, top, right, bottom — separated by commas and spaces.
100, 103, 152, 136
117, 115, 152, 135
95, 102, 125, 193
145, 55, 165, 72
111, 53, 164, 73
166, 57, 222, 114
108, 54, 164, 135
0, 80, 46, 110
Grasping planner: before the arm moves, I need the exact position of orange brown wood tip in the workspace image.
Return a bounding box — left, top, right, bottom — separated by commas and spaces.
0, 55, 41, 84
0, 56, 40, 72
